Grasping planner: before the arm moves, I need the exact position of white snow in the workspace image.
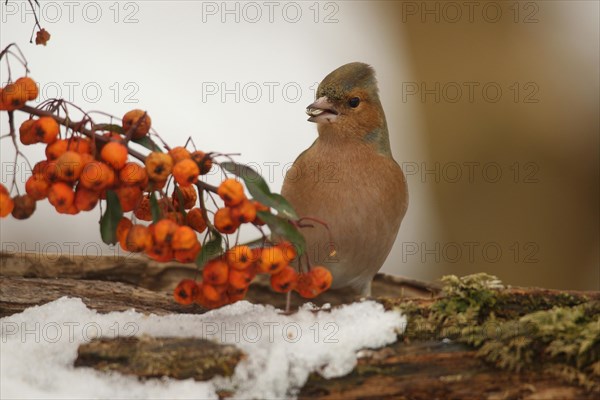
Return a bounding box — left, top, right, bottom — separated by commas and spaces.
1, 297, 406, 399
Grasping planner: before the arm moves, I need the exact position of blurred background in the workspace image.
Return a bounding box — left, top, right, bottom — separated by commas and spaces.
1, 1, 598, 290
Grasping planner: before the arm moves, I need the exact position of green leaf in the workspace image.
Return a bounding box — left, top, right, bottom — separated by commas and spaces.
100, 190, 123, 245
132, 136, 162, 152
257, 211, 306, 256
220, 160, 270, 193
94, 124, 124, 134
265, 193, 299, 220
149, 192, 161, 223
220, 161, 299, 220
195, 234, 223, 268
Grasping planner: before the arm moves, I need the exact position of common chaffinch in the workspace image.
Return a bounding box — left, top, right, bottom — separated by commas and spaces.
281, 62, 409, 296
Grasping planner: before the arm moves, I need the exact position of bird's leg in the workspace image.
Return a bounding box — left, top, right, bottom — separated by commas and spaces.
359, 280, 373, 297
285, 291, 291, 313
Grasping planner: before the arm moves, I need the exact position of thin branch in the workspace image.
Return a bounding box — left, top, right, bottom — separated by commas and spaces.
18, 105, 147, 162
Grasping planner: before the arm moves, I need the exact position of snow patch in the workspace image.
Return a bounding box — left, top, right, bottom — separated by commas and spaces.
1, 297, 405, 399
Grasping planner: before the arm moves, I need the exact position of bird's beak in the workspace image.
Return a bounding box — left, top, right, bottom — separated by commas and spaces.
306, 96, 338, 123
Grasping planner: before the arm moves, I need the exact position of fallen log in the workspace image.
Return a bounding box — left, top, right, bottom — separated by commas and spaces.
1, 252, 597, 399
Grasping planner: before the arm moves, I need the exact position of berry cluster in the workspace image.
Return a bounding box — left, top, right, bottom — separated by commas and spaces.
1, 63, 334, 311
174, 243, 333, 308
15, 107, 155, 217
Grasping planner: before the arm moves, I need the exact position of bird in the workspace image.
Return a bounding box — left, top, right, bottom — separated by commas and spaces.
281, 62, 409, 297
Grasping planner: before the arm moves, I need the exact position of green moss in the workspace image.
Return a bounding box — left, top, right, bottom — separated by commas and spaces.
393, 273, 599, 392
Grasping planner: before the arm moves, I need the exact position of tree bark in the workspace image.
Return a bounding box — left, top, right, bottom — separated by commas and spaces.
1, 252, 597, 399
75, 336, 243, 382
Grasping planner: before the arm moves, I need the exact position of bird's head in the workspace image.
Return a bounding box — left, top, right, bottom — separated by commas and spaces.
306, 62, 390, 153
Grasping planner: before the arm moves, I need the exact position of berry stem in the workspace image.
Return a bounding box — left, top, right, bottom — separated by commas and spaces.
6, 111, 31, 195
196, 183, 219, 234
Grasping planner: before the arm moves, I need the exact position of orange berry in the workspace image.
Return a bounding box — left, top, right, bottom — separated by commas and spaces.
133, 196, 153, 221
252, 201, 269, 226
1, 82, 28, 110
41, 161, 60, 183
74, 186, 100, 211
270, 266, 299, 293
174, 241, 202, 263
100, 141, 128, 170
45, 139, 68, 160
202, 283, 227, 303
152, 218, 179, 244
19, 119, 37, 145
48, 182, 75, 210
145, 152, 173, 181
67, 136, 92, 155
227, 286, 248, 303
172, 185, 197, 210
278, 241, 298, 264
172, 159, 199, 187
226, 245, 254, 270
32, 161, 48, 176
117, 217, 133, 251
115, 186, 142, 212
119, 162, 148, 187
295, 267, 332, 298
230, 199, 257, 224
310, 266, 333, 292
258, 246, 287, 274
25, 175, 50, 200
33, 117, 59, 144
217, 178, 245, 207
295, 273, 319, 299
145, 178, 167, 192
147, 242, 174, 262
213, 207, 240, 234
0, 192, 14, 218
191, 151, 213, 175
165, 211, 186, 225
125, 224, 152, 252
203, 259, 229, 286
16, 77, 38, 101
172, 225, 198, 250
169, 147, 191, 164
11, 194, 36, 220
55, 151, 84, 182
186, 208, 207, 233
173, 279, 199, 305
122, 109, 151, 139
0, 184, 7, 196
79, 153, 95, 166
250, 248, 262, 270
56, 204, 80, 215
116, 217, 132, 240
80, 161, 115, 191
229, 268, 255, 290
102, 132, 124, 143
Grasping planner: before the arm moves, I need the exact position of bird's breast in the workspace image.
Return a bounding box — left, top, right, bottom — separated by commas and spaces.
281, 138, 408, 292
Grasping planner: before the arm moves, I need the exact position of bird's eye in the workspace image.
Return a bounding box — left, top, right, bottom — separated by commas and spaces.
348, 97, 360, 108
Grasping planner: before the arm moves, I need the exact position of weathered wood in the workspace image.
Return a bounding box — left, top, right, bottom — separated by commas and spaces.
300, 341, 597, 400
0, 276, 205, 317
75, 336, 244, 381
1, 253, 597, 399
0, 251, 199, 292
0, 251, 440, 312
